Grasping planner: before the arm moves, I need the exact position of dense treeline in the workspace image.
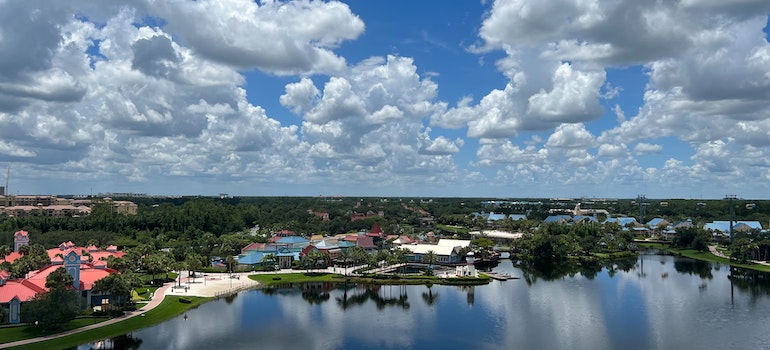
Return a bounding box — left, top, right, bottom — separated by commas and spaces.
513, 221, 635, 264
1, 196, 768, 261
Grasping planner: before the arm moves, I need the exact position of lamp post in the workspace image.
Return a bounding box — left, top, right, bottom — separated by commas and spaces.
725, 195, 737, 243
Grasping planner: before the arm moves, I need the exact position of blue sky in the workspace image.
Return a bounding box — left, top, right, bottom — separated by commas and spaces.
1, 1, 770, 199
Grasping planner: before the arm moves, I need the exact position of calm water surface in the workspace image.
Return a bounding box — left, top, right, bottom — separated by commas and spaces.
80, 253, 770, 350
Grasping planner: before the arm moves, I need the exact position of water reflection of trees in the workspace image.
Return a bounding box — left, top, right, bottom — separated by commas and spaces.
673, 259, 714, 279
91, 333, 143, 350
224, 293, 238, 304
421, 282, 438, 306
336, 284, 410, 310
516, 258, 637, 284
300, 282, 336, 304
729, 267, 770, 302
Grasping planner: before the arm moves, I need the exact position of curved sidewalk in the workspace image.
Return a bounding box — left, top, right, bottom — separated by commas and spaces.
0, 283, 172, 349
708, 245, 770, 266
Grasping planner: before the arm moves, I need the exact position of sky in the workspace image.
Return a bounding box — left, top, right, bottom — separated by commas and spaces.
1, 0, 770, 199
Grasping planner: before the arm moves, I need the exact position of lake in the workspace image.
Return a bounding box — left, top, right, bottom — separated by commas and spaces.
79, 252, 770, 349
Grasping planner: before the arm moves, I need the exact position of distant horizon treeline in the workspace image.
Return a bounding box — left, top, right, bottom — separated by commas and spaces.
0, 196, 768, 258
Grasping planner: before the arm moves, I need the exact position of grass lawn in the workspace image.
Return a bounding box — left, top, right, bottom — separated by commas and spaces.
0, 317, 110, 344
249, 271, 492, 286
3, 296, 209, 350
132, 286, 159, 302
249, 272, 343, 285
436, 224, 469, 235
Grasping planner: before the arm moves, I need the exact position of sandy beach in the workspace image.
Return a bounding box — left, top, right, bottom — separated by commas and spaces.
166, 272, 260, 297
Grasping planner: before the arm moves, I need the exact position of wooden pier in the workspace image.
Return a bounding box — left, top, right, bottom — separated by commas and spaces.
484, 272, 518, 281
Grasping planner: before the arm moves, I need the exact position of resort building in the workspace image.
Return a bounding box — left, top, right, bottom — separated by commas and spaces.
704, 221, 764, 236
0, 196, 137, 217
0, 231, 124, 324
400, 238, 471, 265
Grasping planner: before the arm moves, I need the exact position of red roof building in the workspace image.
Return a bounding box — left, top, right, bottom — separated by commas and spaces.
367, 223, 384, 238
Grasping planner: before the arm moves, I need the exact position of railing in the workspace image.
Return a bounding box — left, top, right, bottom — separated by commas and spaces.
214, 285, 256, 299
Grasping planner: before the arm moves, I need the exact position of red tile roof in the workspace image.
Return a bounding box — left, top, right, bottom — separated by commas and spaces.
1, 251, 22, 264
14, 230, 29, 237
356, 236, 376, 249
0, 280, 40, 303
242, 242, 266, 253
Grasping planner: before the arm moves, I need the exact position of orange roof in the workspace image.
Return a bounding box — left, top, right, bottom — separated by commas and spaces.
242, 242, 266, 253
14, 230, 29, 237
47, 246, 123, 262
0, 280, 40, 303
79, 267, 114, 290
1, 251, 22, 264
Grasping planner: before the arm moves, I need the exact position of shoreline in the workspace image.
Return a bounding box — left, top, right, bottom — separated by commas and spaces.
3, 266, 479, 349
636, 242, 770, 272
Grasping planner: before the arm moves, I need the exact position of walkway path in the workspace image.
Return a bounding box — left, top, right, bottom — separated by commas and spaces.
708, 245, 770, 266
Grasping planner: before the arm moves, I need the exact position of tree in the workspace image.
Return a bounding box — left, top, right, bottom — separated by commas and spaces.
263, 253, 277, 270
185, 253, 204, 281
23, 267, 80, 329
422, 250, 438, 267
11, 244, 50, 278
346, 246, 371, 267
0, 245, 10, 260
226, 255, 236, 274
374, 249, 391, 267
143, 252, 173, 281
92, 273, 134, 308
106, 255, 132, 273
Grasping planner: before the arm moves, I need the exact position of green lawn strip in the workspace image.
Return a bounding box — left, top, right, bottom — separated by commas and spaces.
592, 251, 638, 259
249, 272, 343, 285
8, 296, 209, 350
132, 286, 159, 301
436, 224, 469, 234
0, 317, 110, 344
635, 242, 671, 249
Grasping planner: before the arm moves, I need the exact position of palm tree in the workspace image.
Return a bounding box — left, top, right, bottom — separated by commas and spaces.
337, 249, 350, 276
226, 256, 236, 274
422, 250, 438, 268
263, 253, 277, 272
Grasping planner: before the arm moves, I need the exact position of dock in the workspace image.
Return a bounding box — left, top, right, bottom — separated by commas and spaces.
485, 272, 518, 281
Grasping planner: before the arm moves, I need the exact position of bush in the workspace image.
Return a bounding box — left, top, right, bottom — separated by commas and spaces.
179, 298, 192, 304
108, 309, 124, 317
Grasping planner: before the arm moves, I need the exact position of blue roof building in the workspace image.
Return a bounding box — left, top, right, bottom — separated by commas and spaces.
277, 236, 310, 246
487, 212, 506, 222
572, 215, 599, 223
604, 217, 639, 227
646, 218, 669, 227
704, 221, 763, 235
544, 215, 571, 223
